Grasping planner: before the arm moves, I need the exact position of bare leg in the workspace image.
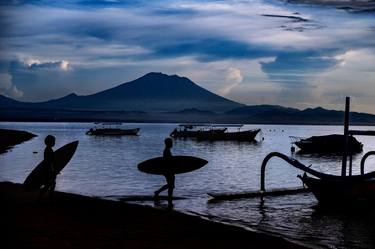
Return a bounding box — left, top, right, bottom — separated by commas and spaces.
167, 187, 174, 207
167, 175, 175, 206
49, 179, 56, 200
154, 184, 169, 198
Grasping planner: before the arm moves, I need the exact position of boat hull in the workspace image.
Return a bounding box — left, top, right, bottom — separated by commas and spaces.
196, 129, 260, 141
301, 174, 375, 205
86, 128, 140, 136
294, 134, 363, 154
170, 128, 226, 138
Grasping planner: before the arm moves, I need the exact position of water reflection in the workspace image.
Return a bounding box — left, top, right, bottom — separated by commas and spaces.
0, 122, 375, 249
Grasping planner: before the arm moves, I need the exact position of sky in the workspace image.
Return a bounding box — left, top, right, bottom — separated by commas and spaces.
0, 0, 375, 113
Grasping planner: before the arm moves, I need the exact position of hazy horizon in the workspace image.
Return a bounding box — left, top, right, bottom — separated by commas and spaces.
1, 0, 375, 113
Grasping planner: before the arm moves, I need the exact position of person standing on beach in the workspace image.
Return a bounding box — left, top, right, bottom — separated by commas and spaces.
154, 138, 175, 206
39, 135, 57, 200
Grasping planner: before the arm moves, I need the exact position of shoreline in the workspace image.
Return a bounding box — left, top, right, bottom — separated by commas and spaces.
0, 129, 36, 154
1, 181, 311, 249
1, 120, 375, 127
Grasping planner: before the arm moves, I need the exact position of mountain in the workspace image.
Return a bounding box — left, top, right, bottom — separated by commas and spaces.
0, 95, 28, 108
10, 72, 243, 112
1, 72, 375, 124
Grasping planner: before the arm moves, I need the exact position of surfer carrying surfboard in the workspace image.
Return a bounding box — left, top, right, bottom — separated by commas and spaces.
154, 138, 175, 205
39, 135, 57, 200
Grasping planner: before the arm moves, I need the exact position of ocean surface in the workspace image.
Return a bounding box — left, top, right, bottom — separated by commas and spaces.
1, 122, 375, 249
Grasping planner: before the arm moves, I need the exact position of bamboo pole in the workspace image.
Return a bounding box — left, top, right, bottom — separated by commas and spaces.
341, 97, 350, 176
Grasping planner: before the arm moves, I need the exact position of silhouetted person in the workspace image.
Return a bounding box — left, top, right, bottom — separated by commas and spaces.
39, 135, 56, 200
154, 138, 175, 206
291, 146, 296, 154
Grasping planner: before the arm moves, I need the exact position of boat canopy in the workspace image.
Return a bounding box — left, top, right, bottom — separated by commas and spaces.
178, 124, 244, 129
349, 130, 375, 136
211, 124, 244, 128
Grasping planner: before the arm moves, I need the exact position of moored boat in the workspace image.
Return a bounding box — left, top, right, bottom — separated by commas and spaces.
196, 128, 261, 142
261, 97, 375, 206
291, 134, 363, 154
170, 124, 226, 138
300, 172, 375, 205
86, 123, 140, 136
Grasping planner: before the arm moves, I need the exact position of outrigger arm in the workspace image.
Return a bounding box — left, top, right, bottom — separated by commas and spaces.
361, 151, 375, 175
260, 152, 375, 192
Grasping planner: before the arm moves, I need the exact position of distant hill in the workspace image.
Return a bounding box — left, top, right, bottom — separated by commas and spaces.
227, 105, 299, 116
1, 72, 243, 112
169, 108, 215, 115
225, 106, 375, 125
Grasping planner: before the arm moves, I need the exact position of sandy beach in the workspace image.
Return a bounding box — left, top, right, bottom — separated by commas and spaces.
0, 182, 310, 249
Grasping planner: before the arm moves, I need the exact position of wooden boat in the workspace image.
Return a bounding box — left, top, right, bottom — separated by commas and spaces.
86, 123, 140, 136
196, 128, 261, 142
261, 151, 375, 206
300, 173, 375, 205
170, 124, 226, 138
291, 134, 363, 154
261, 97, 375, 206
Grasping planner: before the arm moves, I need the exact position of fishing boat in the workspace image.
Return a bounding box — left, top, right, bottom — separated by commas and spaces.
196, 125, 261, 142
170, 124, 226, 138
86, 123, 140, 136
261, 97, 375, 206
290, 134, 363, 154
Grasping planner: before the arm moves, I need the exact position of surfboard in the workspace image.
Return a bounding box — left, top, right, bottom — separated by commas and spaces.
138, 156, 208, 175
23, 140, 79, 189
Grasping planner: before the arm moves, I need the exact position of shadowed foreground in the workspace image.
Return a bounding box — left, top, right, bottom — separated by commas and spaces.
0, 182, 309, 249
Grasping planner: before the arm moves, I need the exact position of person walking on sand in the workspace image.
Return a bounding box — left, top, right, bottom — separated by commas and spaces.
154, 138, 175, 205
39, 135, 57, 200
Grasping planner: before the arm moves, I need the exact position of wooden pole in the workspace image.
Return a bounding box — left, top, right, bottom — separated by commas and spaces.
342, 97, 350, 176
349, 134, 353, 176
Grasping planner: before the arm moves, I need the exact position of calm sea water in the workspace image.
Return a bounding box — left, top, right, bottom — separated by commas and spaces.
1, 122, 375, 249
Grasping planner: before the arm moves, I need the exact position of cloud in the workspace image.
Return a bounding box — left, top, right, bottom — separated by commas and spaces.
0, 0, 375, 112
260, 51, 340, 86
218, 68, 243, 96
227, 67, 243, 84
0, 73, 23, 98
23, 58, 71, 71
311, 49, 375, 113
0, 73, 12, 90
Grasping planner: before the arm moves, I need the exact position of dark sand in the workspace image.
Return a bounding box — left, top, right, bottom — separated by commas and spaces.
0, 182, 310, 249
0, 129, 36, 154
0, 130, 309, 248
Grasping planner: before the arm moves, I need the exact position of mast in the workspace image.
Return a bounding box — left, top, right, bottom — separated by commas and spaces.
341, 96, 350, 176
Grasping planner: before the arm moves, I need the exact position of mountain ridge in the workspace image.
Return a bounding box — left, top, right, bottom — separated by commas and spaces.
15, 72, 243, 112
1, 72, 375, 125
